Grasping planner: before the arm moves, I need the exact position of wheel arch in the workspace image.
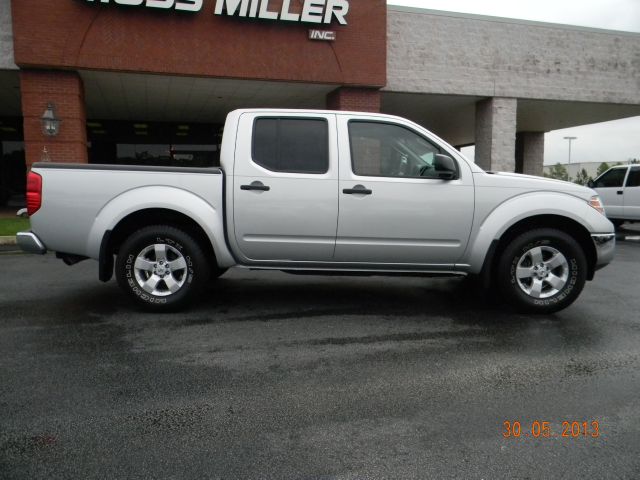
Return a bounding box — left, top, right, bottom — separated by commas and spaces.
480, 214, 597, 288
99, 208, 217, 282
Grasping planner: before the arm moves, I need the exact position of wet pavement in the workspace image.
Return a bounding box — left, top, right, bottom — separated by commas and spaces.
616, 223, 640, 242
1, 243, 640, 479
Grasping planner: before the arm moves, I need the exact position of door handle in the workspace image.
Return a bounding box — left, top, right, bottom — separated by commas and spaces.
241, 181, 270, 192
617, 190, 624, 195
343, 185, 372, 195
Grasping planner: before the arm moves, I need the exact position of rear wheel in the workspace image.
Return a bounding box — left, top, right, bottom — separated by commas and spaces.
497, 228, 587, 314
116, 225, 210, 311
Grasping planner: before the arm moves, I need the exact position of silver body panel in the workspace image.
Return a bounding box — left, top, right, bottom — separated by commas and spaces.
22, 109, 615, 277
230, 112, 339, 262
27, 166, 235, 267
463, 171, 615, 274
333, 114, 474, 267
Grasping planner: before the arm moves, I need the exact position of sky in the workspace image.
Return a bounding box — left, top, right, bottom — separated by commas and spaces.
387, 0, 640, 166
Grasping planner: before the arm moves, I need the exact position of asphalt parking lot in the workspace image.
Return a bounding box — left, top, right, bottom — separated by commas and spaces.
1, 240, 640, 479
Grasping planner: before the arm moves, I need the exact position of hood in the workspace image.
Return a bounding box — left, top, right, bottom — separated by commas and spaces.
477, 171, 596, 201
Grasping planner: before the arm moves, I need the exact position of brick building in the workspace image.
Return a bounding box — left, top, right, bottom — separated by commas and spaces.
1, 0, 639, 206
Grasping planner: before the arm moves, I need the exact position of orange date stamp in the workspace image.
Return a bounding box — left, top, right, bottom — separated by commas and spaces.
502, 420, 600, 439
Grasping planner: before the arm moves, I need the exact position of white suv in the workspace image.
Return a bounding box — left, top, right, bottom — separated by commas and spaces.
590, 165, 640, 227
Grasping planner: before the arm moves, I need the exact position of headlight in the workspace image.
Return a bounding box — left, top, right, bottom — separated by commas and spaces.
589, 195, 605, 215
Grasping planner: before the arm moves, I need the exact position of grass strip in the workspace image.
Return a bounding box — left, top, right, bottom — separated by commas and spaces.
0, 218, 30, 236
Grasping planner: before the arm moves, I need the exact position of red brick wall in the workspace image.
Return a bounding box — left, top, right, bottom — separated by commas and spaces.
11, 0, 386, 88
327, 87, 381, 112
20, 71, 88, 167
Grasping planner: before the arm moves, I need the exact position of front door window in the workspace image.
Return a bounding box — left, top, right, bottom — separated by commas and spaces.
348, 121, 444, 178
594, 168, 626, 188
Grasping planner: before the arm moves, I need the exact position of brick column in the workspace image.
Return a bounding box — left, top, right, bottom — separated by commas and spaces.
327, 87, 381, 113
20, 70, 87, 168
474, 97, 516, 172
515, 132, 545, 176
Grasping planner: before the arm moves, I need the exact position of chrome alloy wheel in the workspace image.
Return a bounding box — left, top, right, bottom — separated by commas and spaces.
133, 244, 188, 297
515, 246, 569, 299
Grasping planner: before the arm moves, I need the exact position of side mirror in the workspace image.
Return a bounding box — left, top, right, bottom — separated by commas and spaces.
433, 154, 457, 180
587, 179, 595, 188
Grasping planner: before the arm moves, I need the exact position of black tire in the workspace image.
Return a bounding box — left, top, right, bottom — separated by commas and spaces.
497, 228, 587, 314
116, 225, 210, 311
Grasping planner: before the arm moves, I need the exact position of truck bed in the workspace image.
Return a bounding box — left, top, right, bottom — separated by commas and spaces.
29, 163, 225, 260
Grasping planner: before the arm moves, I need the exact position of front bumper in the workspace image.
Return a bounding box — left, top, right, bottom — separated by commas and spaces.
591, 233, 615, 271
17, 231, 47, 255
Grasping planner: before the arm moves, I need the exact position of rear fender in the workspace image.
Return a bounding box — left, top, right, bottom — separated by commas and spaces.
86, 186, 235, 267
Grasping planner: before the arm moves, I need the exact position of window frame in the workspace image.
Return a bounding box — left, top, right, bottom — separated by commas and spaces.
594, 167, 628, 189
251, 116, 330, 175
346, 119, 458, 180
625, 167, 640, 188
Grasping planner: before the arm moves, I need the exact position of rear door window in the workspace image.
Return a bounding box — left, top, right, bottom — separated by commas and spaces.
626, 167, 640, 187
252, 118, 329, 174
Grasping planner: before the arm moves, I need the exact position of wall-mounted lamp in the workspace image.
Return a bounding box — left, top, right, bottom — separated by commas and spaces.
41, 103, 61, 137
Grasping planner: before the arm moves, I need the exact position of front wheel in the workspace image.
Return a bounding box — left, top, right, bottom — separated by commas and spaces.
497, 228, 587, 314
116, 225, 210, 311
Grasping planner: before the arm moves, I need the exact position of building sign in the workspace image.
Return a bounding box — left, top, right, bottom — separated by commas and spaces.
84, 0, 203, 11
309, 29, 336, 41
83, 0, 350, 24
215, 0, 349, 25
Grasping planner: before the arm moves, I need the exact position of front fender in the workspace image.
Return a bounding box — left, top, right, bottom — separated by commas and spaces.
463, 192, 613, 274
86, 186, 235, 267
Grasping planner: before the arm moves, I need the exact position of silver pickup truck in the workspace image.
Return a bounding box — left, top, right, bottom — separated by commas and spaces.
18, 109, 615, 313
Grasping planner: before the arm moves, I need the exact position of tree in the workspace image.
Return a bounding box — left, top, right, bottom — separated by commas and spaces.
546, 163, 569, 181
573, 168, 592, 186
596, 162, 610, 177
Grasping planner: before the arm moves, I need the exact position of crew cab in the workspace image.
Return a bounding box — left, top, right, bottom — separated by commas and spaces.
18, 109, 615, 313
589, 164, 640, 227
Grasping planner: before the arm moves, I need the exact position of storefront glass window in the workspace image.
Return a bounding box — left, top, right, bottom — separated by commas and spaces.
1, 116, 26, 207
87, 120, 222, 168
115, 144, 218, 167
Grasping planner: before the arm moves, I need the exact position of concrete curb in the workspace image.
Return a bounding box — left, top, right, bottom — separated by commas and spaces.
0, 236, 17, 246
